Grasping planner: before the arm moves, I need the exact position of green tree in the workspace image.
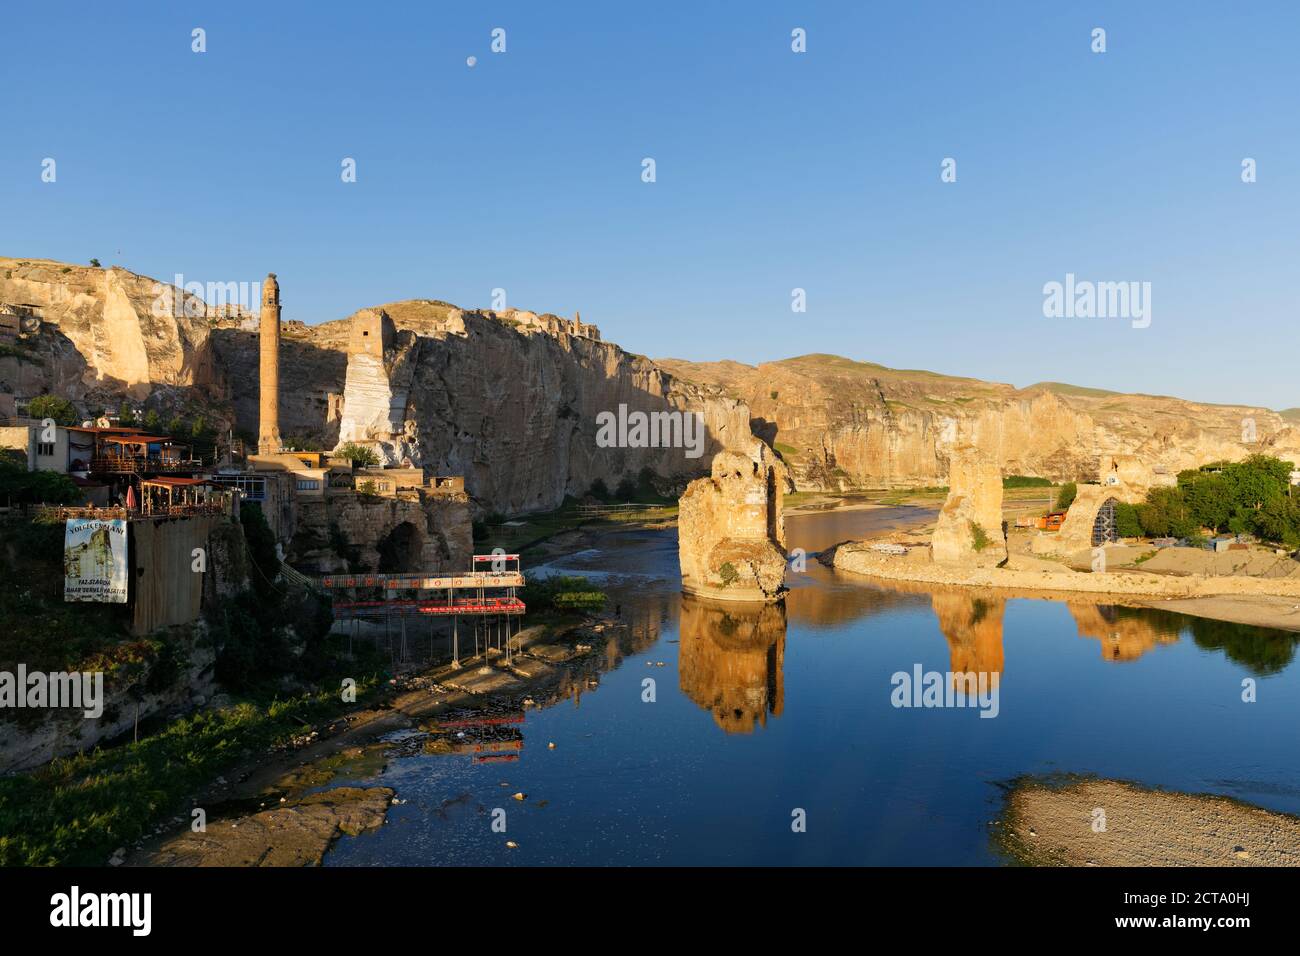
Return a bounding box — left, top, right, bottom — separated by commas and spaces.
89, 258, 101, 268
118, 402, 136, 426
0, 460, 82, 504
142, 409, 161, 432
336, 442, 380, 467
1114, 501, 1143, 538
26, 395, 77, 426
1054, 482, 1077, 510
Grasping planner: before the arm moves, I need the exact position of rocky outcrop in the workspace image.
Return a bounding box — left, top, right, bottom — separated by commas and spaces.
678, 442, 787, 601
292, 491, 473, 574
152, 786, 393, 866
931, 444, 1006, 564
0, 257, 215, 400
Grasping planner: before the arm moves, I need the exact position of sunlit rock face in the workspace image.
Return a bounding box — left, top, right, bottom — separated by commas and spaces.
678, 441, 787, 602
336, 308, 417, 455
0, 257, 758, 515
677, 594, 787, 734
657, 355, 1300, 492
931, 444, 1006, 565
0, 257, 215, 400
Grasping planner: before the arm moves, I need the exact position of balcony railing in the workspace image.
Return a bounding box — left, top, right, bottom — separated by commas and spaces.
90, 457, 204, 474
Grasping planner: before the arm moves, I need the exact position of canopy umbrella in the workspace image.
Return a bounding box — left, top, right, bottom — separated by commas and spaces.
125, 484, 137, 511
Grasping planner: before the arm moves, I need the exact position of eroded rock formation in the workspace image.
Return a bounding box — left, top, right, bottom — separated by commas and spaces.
659, 354, 1300, 491
931, 444, 1006, 564
0, 257, 216, 401
677, 441, 787, 601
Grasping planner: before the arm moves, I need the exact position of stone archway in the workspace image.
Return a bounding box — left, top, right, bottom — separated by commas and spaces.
1053, 483, 1142, 553
1092, 497, 1120, 546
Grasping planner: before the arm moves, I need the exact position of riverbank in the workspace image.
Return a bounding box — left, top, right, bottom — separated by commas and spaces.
825, 542, 1300, 633
996, 777, 1300, 866
133, 607, 643, 865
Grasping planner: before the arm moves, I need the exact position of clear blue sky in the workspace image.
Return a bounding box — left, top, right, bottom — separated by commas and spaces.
3, 1, 1297, 408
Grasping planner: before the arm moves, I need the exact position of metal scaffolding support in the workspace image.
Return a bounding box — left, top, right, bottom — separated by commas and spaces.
319, 555, 526, 669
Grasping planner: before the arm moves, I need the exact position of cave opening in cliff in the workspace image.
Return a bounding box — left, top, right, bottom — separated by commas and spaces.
377, 520, 423, 573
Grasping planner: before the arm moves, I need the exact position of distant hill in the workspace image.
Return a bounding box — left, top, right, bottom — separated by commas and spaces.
657, 353, 1300, 491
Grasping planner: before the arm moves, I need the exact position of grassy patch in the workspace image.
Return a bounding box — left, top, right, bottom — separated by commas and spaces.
0, 675, 385, 867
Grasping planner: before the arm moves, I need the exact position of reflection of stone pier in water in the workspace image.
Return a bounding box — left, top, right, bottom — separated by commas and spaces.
930, 589, 1005, 683
677, 594, 787, 734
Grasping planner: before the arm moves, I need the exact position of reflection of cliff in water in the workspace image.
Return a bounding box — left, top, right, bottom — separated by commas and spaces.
678, 595, 786, 734
801, 572, 1299, 674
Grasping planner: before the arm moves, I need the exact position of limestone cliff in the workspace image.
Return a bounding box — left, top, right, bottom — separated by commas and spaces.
659, 354, 1300, 490
1, 259, 754, 514
0, 257, 215, 401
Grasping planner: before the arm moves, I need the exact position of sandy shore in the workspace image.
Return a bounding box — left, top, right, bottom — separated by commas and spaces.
826, 543, 1300, 632
997, 777, 1300, 866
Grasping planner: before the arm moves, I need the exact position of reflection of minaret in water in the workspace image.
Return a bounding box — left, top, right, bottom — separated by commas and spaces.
677, 594, 787, 734
257, 273, 282, 455
930, 589, 1005, 684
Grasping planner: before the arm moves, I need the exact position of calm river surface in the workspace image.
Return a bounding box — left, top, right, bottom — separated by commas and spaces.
324, 506, 1300, 866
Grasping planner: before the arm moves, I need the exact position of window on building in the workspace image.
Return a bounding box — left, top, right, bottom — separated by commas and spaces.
37, 442, 55, 457
296, 479, 321, 491
210, 474, 267, 501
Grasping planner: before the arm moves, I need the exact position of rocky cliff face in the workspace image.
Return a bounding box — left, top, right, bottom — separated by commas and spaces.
659, 354, 1300, 490
0, 257, 215, 402
208, 301, 757, 513
1, 259, 755, 514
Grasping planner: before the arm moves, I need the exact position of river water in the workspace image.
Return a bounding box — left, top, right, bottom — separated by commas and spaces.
323, 506, 1300, 866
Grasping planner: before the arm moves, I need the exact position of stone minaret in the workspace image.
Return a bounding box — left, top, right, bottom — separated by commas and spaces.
257, 273, 282, 455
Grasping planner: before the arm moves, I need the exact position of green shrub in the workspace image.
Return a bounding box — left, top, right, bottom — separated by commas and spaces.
26, 394, 77, 426
1055, 482, 1077, 510
1003, 475, 1051, 488
336, 442, 380, 466
1114, 501, 1143, 538
520, 575, 607, 613
969, 521, 992, 552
